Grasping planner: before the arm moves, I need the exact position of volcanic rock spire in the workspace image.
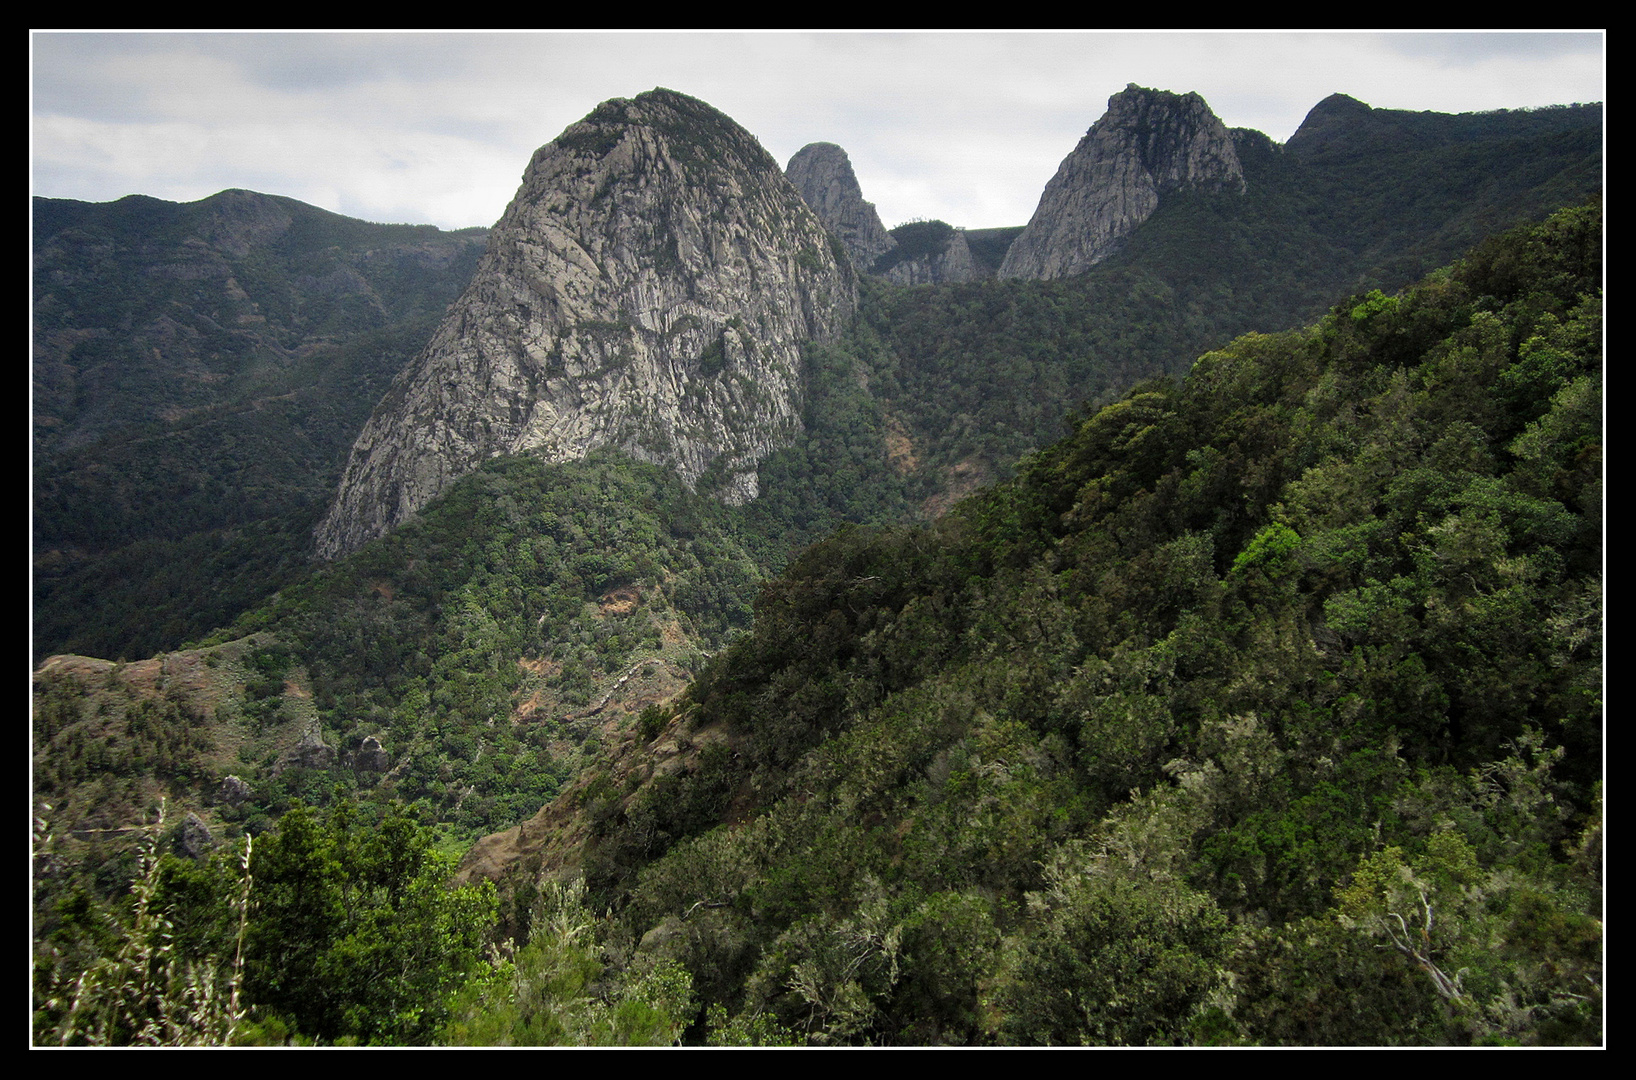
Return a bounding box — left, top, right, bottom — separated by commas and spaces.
316, 89, 857, 560
785, 142, 898, 271
1000, 84, 1246, 280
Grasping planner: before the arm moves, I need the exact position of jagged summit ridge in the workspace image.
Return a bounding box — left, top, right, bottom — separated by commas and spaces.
999, 84, 1245, 280
785, 142, 897, 271
314, 89, 857, 560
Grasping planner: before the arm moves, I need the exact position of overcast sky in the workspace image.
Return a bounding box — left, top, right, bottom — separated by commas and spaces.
31, 31, 1604, 233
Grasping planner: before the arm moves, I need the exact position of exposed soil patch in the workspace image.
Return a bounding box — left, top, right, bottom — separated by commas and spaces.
920, 456, 993, 519
514, 689, 548, 722
884, 415, 919, 475
117, 658, 166, 695
597, 584, 641, 615
36, 654, 116, 682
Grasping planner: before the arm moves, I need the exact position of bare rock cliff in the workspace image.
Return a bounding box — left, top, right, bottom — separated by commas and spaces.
999, 84, 1245, 281
315, 89, 857, 560
785, 142, 897, 272
877, 226, 980, 285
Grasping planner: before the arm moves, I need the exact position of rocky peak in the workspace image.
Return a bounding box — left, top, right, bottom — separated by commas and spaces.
785, 142, 898, 271
315, 88, 857, 560
999, 84, 1245, 280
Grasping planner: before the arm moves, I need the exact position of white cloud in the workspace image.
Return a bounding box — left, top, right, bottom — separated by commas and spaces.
32, 31, 1604, 231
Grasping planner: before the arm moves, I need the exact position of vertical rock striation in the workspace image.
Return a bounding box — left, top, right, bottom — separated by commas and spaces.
1000, 84, 1246, 281
315, 89, 857, 560
785, 142, 898, 272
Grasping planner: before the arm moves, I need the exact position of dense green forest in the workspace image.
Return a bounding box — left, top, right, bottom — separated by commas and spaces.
32, 192, 487, 663
562, 201, 1602, 1045
34, 202, 1602, 1045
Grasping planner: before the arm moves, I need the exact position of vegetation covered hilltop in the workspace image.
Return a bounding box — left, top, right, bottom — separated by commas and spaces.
34, 201, 1602, 1045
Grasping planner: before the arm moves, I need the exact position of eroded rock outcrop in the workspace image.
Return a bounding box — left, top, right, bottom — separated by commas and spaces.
875, 223, 981, 285
218, 774, 252, 807
784, 145, 988, 285
786, 142, 898, 272
1000, 84, 1245, 281
275, 729, 335, 774
315, 89, 857, 559
353, 735, 390, 774
176, 812, 215, 860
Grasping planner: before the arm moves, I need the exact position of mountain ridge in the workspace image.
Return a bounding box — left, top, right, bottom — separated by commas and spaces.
33, 85, 1601, 669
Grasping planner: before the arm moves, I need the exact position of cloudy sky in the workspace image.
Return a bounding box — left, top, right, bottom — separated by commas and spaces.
31, 31, 1604, 233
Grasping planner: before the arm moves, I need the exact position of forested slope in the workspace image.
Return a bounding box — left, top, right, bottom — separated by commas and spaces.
554, 202, 1602, 1045
745, 103, 1601, 558
32, 192, 487, 662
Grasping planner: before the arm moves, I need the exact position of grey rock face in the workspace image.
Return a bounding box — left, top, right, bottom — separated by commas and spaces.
784, 145, 984, 285
275, 730, 336, 774
1000, 84, 1245, 281
877, 228, 980, 285
785, 142, 897, 271
316, 89, 857, 560
176, 812, 214, 860
354, 735, 390, 773
218, 774, 252, 807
